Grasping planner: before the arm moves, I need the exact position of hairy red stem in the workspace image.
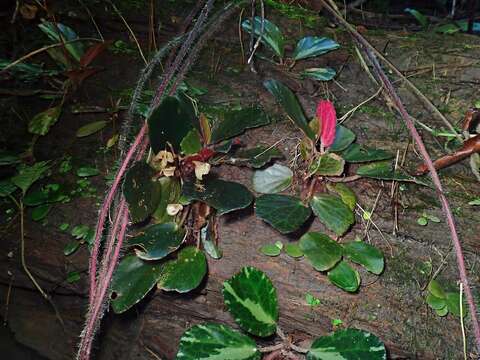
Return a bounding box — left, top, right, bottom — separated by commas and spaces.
88, 123, 147, 302
78, 205, 129, 360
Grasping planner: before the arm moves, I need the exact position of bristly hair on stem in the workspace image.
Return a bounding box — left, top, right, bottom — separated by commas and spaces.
77, 1, 250, 359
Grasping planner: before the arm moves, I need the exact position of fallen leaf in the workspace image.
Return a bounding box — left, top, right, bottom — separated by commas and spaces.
417, 134, 480, 174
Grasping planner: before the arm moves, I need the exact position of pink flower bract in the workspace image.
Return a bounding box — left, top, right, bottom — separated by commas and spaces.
316, 100, 337, 148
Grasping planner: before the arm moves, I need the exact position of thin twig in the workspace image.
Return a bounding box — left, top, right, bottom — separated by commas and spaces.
247, 0, 264, 64
77, 0, 104, 41
108, 0, 147, 65
0, 38, 102, 74
338, 86, 383, 123
17, 199, 65, 330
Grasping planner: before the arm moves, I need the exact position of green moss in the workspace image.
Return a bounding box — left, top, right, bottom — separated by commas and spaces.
264, 0, 321, 29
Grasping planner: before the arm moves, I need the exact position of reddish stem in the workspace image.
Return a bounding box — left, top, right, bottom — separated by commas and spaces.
78, 205, 129, 360
88, 123, 147, 303
360, 41, 480, 352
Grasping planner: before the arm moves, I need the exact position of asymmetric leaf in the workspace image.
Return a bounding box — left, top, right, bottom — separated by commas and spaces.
210, 106, 270, 143
148, 95, 195, 152
158, 246, 207, 293
241, 17, 285, 58
176, 323, 260, 360
327, 261, 361, 292
264, 79, 315, 140
253, 164, 293, 194
123, 162, 161, 223
301, 67, 336, 81
342, 241, 384, 275
292, 36, 340, 61
342, 144, 393, 163
182, 178, 253, 215
255, 194, 311, 233
223, 267, 278, 337
129, 222, 185, 260
310, 194, 355, 236
307, 328, 387, 360
111, 255, 164, 314
299, 232, 343, 271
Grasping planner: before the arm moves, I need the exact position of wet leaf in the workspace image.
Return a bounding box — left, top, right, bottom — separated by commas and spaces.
123, 162, 161, 223
76, 166, 99, 177
11, 161, 50, 195
71, 224, 90, 240
301, 67, 336, 81
253, 164, 293, 194
0, 180, 17, 197
309, 153, 345, 176
38, 21, 85, 62
342, 241, 384, 275
405, 8, 429, 28
66, 271, 81, 283
299, 232, 343, 271
468, 198, 480, 205
111, 255, 164, 314
327, 261, 361, 292
284, 242, 303, 258
129, 222, 185, 261
292, 36, 340, 61
180, 129, 203, 155
152, 177, 181, 223
176, 323, 260, 360
426, 293, 447, 310
329, 125, 356, 152
342, 144, 393, 163
182, 178, 253, 216
148, 95, 195, 152
31, 204, 51, 221
307, 328, 386, 360
356, 161, 429, 186
28, 106, 62, 136
63, 241, 80, 256
241, 17, 285, 58
445, 292, 466, 317
0, 152, 20, 166
158, 246, 207, 293
435, 306, 449, 317
223, 266, 278, 337
260, 244, 281, 257
327, 183, 356, 210
310, 194, 355, 236
427, 279, 446, 299
264, 79, 315, 140
200, 222, 222, 259
210, 106, 269, 143
231, 146, 283, 168
76, 120, 107, 138
255, 194, 311, 233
